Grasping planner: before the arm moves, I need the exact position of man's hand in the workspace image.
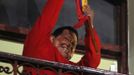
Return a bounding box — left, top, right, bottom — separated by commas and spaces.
83, 5, 94, 28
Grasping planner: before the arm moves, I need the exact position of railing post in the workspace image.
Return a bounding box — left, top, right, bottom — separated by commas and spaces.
13, 61, 18, 75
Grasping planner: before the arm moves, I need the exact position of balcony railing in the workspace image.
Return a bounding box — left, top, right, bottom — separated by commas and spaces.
0, 51, 126, 75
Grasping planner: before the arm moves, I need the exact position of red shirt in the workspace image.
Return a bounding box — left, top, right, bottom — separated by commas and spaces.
23, 0, 101, 75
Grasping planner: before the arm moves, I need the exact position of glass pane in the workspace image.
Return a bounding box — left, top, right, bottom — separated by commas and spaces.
90, 0, 116, 44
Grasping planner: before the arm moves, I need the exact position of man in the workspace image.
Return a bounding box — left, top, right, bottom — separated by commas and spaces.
23, 0, 101, 75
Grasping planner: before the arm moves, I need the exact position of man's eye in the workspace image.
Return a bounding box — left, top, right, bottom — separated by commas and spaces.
63, 48, 67, 50
61, 44, 67, 48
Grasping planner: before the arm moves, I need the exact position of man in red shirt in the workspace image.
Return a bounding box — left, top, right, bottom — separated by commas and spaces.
23, 0, 101, 75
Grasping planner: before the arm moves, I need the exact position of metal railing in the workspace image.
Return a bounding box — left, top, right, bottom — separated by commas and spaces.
0, 51, 126, 75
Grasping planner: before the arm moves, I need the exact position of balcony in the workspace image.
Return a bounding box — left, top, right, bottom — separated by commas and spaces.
0, 51, 126, 75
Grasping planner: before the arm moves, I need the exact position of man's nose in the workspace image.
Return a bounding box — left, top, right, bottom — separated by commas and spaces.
65, 49, 70, 54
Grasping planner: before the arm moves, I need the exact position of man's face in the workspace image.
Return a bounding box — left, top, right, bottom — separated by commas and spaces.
51, 29, 77, 60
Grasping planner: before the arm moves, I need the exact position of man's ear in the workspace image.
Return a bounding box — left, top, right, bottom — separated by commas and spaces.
50, 35, 55, 43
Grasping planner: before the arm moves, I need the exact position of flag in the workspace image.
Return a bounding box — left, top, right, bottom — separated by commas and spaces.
73, 0, 89, 29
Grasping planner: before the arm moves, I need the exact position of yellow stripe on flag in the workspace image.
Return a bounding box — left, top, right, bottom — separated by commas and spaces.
82, 0, 88, 11
82, 0, 88, 6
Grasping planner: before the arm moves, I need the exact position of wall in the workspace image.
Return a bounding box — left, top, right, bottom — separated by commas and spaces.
0, 39, 23, 55
128, 0, 134, 75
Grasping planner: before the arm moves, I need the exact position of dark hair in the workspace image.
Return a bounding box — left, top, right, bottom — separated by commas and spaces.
52, 26, 78, 40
